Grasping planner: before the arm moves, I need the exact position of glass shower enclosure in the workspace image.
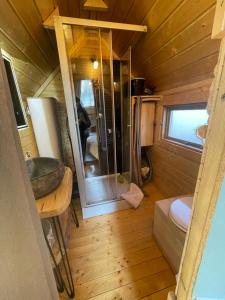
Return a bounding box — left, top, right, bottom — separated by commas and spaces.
55, 19, 131, 210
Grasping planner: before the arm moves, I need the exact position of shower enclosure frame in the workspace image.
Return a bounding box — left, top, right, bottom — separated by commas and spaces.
54, 16, 147, 217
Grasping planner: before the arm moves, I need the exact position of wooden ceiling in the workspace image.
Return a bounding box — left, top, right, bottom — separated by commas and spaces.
0, 0, 220, 93
37, 0, 220, 91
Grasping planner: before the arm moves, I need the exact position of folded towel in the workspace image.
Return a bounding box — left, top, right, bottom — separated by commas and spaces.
121, 183, 144, 208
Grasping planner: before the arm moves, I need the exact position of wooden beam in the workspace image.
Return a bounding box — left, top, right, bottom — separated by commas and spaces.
34, 65, 60, 97
46, 15, 147, 32
43, 6, 59, 30
59, 16, 147, 32
176, 37, 225, 299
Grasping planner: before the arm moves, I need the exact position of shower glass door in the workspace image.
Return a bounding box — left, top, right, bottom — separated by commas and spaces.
61, 24, 118, 205
55, 19, 131, 207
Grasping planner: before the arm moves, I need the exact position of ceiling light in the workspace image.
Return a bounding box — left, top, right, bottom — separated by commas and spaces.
93, 60, 99, 70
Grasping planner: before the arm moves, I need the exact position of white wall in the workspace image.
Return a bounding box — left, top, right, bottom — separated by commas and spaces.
193, 177, 225, 299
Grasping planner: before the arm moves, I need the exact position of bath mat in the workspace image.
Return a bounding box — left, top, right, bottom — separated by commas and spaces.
121, 183, 144, 208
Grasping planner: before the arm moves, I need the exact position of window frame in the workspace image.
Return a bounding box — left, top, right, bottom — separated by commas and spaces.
163, 102, 207, 150
1, 49, 28, 130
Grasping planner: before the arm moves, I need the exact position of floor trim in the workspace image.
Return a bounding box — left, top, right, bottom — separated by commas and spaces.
82, 199, 131, 218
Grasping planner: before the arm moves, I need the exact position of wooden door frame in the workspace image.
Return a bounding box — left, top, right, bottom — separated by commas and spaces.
175, 36, 225, 299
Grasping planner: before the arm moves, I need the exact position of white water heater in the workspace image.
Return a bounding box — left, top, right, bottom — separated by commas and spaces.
27, 97, 62, 159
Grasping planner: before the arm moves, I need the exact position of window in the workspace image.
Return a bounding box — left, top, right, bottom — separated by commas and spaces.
3, 55, 27, 129
164, 103, 208, 149
80, 80, 95, 107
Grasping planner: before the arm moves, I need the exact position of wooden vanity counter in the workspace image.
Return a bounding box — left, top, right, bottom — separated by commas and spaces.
36, 167, 73, 219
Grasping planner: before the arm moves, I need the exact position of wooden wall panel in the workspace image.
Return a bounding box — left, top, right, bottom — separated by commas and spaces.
97, 0, 118, 21
18, 121, 39, 158
34, 0, 56, 21
151, 145, 201, 197
99, 0, 135, 22
145, 7, 217, 72
0, 0, 51, 74
114, 0, 183, 56
63, 0, 89, 18
38, 70, 65, 100
155, 53, 218, 91
151, 81, 211, 197
0, 0, 59, 158
12, 57, 45, 84
145, 36, 220, 81
112, 0, 156, 56
8, 0, 58, 66
133, 0, 216, 65
131, 0, 219, 91
67, 0, 80, 18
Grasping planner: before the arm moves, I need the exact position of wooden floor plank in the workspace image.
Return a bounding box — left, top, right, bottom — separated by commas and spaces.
86, 270, 176, 300
69, 222, 153, 246
69, 235, 156, 267
59, 183, 175, 300
75, 257, 171, 300
141, 286, 176, 300
70, 215, 154, 243
68, 232, 153, 259
72, 244, 163, 284
71, 206, 155, 239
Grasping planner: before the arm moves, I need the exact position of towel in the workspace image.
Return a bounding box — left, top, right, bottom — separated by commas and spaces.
121, 183, 144, 208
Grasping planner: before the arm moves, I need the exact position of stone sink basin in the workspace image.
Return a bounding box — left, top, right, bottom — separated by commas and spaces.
26, 157, 65, 199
